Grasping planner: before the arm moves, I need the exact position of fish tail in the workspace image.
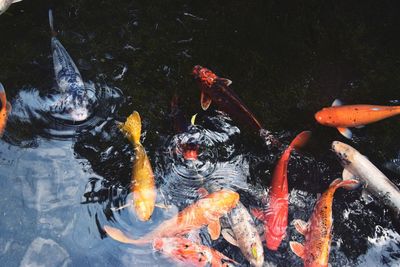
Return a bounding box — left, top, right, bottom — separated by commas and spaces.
289, 131, 311, 150
330, 178, 360, 190
48, 9, 57, 37
120, 111, 142, 145
103, 225, 148, 245
0, 83, 6, 111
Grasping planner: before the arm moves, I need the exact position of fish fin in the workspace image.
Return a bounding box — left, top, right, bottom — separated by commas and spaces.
120, 111, 142, 145
12, 0, 23, 3
337, 127, 352, 139
217, 78, 232, 87
361, 190, 374, 204
154, 203, 171, 209
191, 113, 197, 125
0, 83, 6, 110
355, 125, 365, 128
289, 241, 305, 259
48, 9, 57, 37
221, 229, 238, 246
103, 225, 137, 244
331, 178, 361, 190
332, 99, 343, 107
251, 208, 265, 221
207, 220, 221, 240
342, 169, 356, 180
292, 219, 309, 236
6, 102, 11, 114
200, 91, 212, 110
197, 187, 209, 198
289, 131, 312, 150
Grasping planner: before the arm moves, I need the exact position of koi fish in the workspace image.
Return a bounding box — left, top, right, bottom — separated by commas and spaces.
49, 9, 91, 121
315, 99, 400, 139
332, 141, 400, 217
0, 83, 11, 137
153, 237, 237, 267
0, 0, 22, 15
289, 178, 359, 267
252, 131, 311, 251
104, 189, 239, 244
222, 201, 264, 267
192, 65, 278, 145
119, 111, 156, 221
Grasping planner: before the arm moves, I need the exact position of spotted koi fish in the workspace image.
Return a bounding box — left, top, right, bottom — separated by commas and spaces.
315, 99, 400, 139
49, 9, 91, 121
153, 237, 237, 267
289, 178, 359, 267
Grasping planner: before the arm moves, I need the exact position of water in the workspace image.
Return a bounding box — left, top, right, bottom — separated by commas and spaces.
1, 0, 400, 266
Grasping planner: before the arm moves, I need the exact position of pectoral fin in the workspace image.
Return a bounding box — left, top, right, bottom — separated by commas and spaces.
251, 208, 265, 221
12, 0, 23, 3
342, 168, 356, 180
289, 241, 305, 259
218, 78, 232, 87
6, 102, 11, 114
207, 220, 221, 240
103, 225, 137, 244
337, 127, 352, 139
221, 229, 238, 246
201, 91, 212, 110
292, 219, 309, 236
332, 99, 343, 107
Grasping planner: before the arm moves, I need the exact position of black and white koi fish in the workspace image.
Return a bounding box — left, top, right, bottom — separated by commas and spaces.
49, 9, 93, 121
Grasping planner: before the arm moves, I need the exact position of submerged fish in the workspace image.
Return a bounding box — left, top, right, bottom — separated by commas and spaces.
253, 131, 311, 251
332, 141, 400, 217
192, 65, 279, 145
0, 83, 11, 137
119, 111, 156, 221
104, 189, 239, 245
222, 201, 264, 267
49, 9, 91, 121
290, 178, 359, 267
153, 237, 237, 267
315, 99, 400, 139
0, 0, 22, 15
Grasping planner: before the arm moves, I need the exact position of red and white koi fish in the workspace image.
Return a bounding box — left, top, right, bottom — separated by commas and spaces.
153, 237, 237, 267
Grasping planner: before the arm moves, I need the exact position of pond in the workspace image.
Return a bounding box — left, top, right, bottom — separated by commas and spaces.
0, 0, 399, 266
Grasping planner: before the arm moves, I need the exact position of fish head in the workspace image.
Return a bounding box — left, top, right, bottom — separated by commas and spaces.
314, 108, 334, 126
192, 65, 218, 88
69, 106, 89, 121
331, 141, 356, 167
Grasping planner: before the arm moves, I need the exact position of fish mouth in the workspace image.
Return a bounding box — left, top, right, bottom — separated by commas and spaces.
192, 65, 203, 78
70, 107, 89, 121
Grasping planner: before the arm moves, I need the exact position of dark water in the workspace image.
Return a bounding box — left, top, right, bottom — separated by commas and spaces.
1, 0, 400, 266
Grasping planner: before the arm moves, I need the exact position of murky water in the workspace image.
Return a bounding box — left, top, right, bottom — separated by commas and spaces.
1, 1, 400, 266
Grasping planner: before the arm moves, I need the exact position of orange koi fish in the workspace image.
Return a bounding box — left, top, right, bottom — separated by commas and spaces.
192, 65, 279, 146
119, 111, 156, 221
0, 83, 11, 137
104, 189, 239, 245
153, 237, 237, 267
315, 99, 400, 139
252, 131, 311, 251
289, 178, 359, 267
